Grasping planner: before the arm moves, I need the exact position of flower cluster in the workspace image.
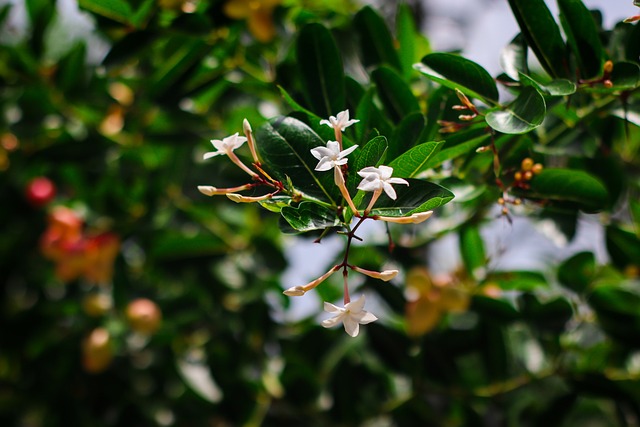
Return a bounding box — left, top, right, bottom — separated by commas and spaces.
40, 206, 120, 285
199, 110, 435, 337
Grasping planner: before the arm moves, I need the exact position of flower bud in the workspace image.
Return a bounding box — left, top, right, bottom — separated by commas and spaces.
376, 211, 433, 224
603, 60, 613, 74
126, 298, 162, 335
351, 265, 399, 282
283, 286, 306, 296
521, 158, 534, 171
198, 186, 218, 196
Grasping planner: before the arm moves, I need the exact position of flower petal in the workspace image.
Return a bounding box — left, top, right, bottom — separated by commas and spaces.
314, 157, 334, 171
347, 294, 366, 313
357, 178, 381, 192
388, 177, 409, 186
339, 144, 358, 158
311, 146, 333, 160
323, 302, 343, 313
343, 317, 360, 337
353, 310, 378, 324
382, 182, 397, 200
203, 151, 223, 160
321, 314, 343, 328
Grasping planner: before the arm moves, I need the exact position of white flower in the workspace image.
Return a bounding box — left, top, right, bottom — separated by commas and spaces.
320, 110, 359, 131
310, 140, 358, 172
203, 133, 247, 159
321, 295, 378, 337
357, 165, 409, 200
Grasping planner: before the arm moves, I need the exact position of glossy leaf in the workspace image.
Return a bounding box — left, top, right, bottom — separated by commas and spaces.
349, 136, 388, 191
354, 6, 402, 71
78, 0, 132, 25
500, 33, 528, 81
485, 271, 548, 291
296, 23, 346, 118
526, 168, 609, 212
471, 296, 519, 322
486, 86, 546, 134
255, 117, 341, 205
372, 65, 420, 124
459, 224, 486, 281
507, 0, 569, 78
519, 73, 577, 96
606, 225, 640, 270
387, 141, 443, 179
519, 294, 573, 332
417, 53, 499, 105
589, 285, 640, 345
557, 251, 596, 294
389, 112, 426, 161
365, 179, 454, 217
281, 202, 340, 232
425, 132, 491, 169
558, 0, 604, 78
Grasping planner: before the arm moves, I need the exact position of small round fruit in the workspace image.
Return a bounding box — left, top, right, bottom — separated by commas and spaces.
521, 158, 534, 172
126, 298, 162, 335
82, 327, 114, 373
25, 177, 56, 207
82, 293, 113, 317
532, 163, 544, 175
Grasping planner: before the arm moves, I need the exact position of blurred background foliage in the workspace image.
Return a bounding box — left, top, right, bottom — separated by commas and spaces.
1, 0, 640, 426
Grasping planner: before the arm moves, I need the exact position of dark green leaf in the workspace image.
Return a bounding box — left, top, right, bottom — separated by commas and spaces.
606, 225, 640, 270
348, 136, 388, 191
558, 0, 604, 79
418, 53, 499, 105
102, 31, 156, 67
589, 285, 640, 346
387, 141, 444, 178
425, 132, 491, 169
365, 179, 454, 216
396, 3, 427, 80
519, 294, 573, 332
558, 251, 596, 294
389, 112, 426, 161
296, 23, 346, 117
500, 33, 528, 81
472, 296, 520, 322
459, 224, 486, 281
281, 202, 340, 232
354, 88, 393, 144
354, 6, 402, 71
149, 38, 210, 99
519, 73, 577, 96
372, 65, 420, 124
526, 168, 609, 212
78, 0, 132, 25
255, 117, 341, 205
485, 271, 548, 291
507, 0, 569, 78
152, 232, 226, 259
486, 86, 546, 134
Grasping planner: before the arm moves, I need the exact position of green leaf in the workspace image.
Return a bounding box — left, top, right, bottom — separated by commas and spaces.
78, 0, 132, 25
258, 196, 293, 213
354, 6, 402, 71
152, 232, 226, 259
296, 23, 345, 118
281, 202, 340, 232
558, 0, 604, 79
354, 136, 388, 172
557, 251, 596, 294
354, 88, 393, 144
348, 136, 388, 191
372, 65, 420, 124
519, 73, 577, 96
486, 86, 546, 134
425, 132, 491, 169
606, 225, 640, 270
387, 141, 444, 178
148, 38, 210, 99
255, 117, 341, 205
417, 53, 499, 105
589, 285, 640, 346
519, 294, 573, 332
366, 179, 454, 216
102, 31, 156, 67
526, 168, 609, 212
500, 34, 528, 81
460, 225, 486, 281
485, 271, 549, 291
389, 112, 426, 161
507, 0, 569, 78
611, 61, 640, 90
472, 296, 519, 322
397, 3, 427, 80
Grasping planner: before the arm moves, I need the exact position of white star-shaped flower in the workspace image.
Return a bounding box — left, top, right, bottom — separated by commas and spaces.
321, 295, 378, 337
320, 110, 359, 131
357, 165, 409, 200
310, 140, 358, 172
203, 133, 247, 159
